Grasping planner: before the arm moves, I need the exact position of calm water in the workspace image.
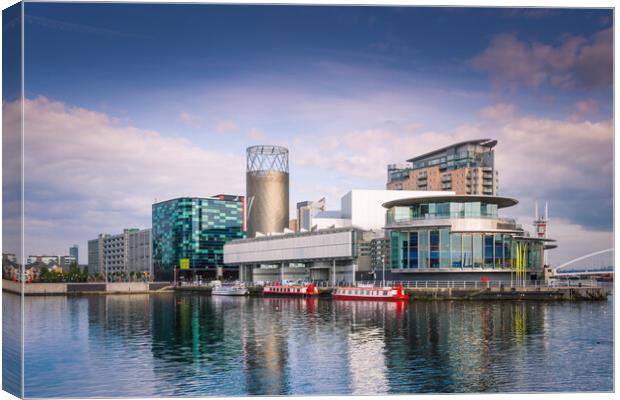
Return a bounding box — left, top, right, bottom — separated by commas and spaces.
2, 291, 613, 397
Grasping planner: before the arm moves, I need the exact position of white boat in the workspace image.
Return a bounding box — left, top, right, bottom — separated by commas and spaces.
212, 282, 248, 296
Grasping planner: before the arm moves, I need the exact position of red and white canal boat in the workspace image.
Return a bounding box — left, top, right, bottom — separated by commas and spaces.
263, 282, 319, 296
332, 284, 408, 301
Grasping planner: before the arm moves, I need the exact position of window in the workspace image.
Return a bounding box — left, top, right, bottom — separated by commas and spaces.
430, 230, 440, 268
484, 235, 494, 268
451, 233, 462, 268
473, 234, 483, 268
494, 234, 503, 268
462, 234, 473, 268
409, 232, 418, 269
419, 230, 428, 269
440, 229, 450, 268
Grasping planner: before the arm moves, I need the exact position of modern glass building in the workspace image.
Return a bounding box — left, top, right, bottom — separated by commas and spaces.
383, 195, 555, 282
152, 195, 245, 281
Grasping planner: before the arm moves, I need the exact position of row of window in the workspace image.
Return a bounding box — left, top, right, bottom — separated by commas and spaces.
387, 202, 499, 224
390, 229, 543, 270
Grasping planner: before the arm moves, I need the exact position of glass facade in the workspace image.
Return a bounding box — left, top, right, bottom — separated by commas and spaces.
390, 229, 543, 272
152, 196, 244, 280
387, 201, 500, 224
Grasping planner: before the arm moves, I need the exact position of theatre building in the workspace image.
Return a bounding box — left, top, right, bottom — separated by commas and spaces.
383, 194, 555, 282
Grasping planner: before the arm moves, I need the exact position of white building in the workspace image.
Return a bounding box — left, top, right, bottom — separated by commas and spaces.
88, 228, 152, 277
224, 189, 449, 283
307, 189, 451, 231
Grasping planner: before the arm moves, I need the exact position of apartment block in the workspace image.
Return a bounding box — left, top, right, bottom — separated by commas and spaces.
387, 139, 498, 195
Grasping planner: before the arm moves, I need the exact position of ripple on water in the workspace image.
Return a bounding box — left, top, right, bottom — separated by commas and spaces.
5, 293, 612, 397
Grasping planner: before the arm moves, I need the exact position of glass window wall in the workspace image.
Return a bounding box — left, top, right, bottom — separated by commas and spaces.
419, 230, 428, 269
409, 232, 418, 269
429, 230, 440, 268
389, 230, 545, 273
439, 229, 450, 268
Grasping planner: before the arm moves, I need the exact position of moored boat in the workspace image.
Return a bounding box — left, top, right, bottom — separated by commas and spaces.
263, 282, 318, 296
212, 282, 248, 296
332, 285, 408, 301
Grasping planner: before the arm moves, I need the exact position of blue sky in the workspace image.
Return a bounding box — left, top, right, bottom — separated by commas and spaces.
4, 3, 614, 264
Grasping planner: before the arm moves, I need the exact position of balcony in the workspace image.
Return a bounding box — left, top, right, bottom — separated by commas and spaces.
386, 214, 517, 229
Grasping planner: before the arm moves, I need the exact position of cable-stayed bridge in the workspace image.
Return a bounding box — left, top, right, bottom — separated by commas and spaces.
551, 248, 613, 277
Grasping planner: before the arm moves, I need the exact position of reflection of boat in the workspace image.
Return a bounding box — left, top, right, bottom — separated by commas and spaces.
332, 285, 408, 301
263, 282, 318, 296
212, 282, 248, 296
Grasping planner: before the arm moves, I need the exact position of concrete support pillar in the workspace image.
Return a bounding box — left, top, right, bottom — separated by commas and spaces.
332, 259, 336, 286
280, 262, 284, 282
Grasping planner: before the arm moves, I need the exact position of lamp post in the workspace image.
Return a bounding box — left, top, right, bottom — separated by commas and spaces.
382, 254, 386, 287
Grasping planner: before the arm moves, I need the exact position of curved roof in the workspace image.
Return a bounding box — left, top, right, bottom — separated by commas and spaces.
382, 194, 518, 209
407, 138, 497, 163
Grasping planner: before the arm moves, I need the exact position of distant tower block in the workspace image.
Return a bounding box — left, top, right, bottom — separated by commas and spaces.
246, 145, 289, 238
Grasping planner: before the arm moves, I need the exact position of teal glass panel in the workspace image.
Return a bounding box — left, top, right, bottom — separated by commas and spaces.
390, 231, 401, 269
451, 233, 462, 268
494, 234, 503, 268
418, 230, 428, 269
484, 234, 494, 268
473, 233, 483, 268
462, 234, 473, 268
400, 231, 409, 269
429, 230, 439, 268
439, 229, 450, 268
409, 231, 418, 269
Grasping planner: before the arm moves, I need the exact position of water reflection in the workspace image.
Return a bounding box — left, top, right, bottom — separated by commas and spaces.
10, 293, 612, 397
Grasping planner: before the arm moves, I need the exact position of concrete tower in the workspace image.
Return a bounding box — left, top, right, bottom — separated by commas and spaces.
246, 145, 289, 238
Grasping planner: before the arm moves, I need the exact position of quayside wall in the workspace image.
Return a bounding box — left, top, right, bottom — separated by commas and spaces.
2, 280, 171, 295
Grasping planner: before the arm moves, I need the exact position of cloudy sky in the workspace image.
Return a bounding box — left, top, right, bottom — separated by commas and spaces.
3, 4, 613, 265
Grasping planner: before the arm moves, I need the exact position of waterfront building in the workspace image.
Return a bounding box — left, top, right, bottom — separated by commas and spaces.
369, 236, 388, 276
309, 189, 450, 231
296, 198, 326, 231
246, 145, 289, 237
224, 190, 447, 283
26, 255, 61, 265
3, 253, 17, 264
152, 195, 244, 281
88, 234, 107, 276
88, 228, 152, 278
224, 227, 375, 283
387, 139, 498, 195
288, 219, 297, 231
383, 194, 555, 281
69, 244, 79, 264
59, 256, 76, 271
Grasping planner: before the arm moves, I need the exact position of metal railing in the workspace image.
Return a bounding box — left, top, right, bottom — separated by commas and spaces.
178, 279, 600, 290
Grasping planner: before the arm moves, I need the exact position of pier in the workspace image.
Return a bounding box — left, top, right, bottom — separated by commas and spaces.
173, 279, 608, 301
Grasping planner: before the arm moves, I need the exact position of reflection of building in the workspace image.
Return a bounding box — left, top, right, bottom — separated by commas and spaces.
384, 194, 555, 281
87, 228, 153, 277
152, 195, 244, 281
387, 139, 498, 195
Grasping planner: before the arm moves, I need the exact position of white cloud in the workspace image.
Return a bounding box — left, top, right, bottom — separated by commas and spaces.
4, 97, 244, 258
478, 103, 514, 120
177, 111, 201, 127
214, 120, 239, 134
247, 128, 265, 140
469, 28, 612, 90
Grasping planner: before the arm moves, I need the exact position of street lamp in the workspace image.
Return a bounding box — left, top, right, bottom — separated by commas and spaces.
381, 254, 386, 287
